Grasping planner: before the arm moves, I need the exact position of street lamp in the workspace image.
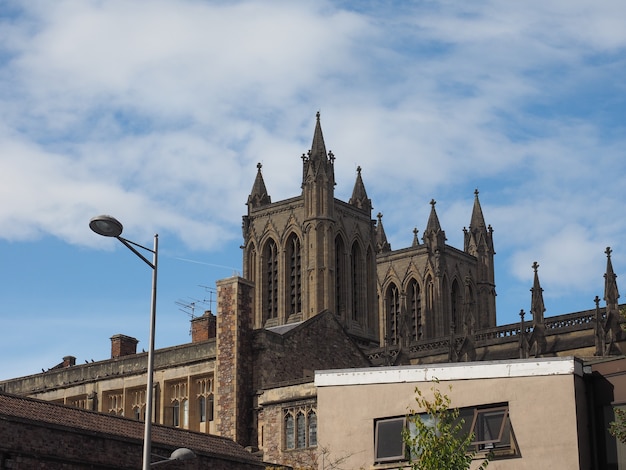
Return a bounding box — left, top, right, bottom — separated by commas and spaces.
150, 448, 196, 466
89, 215, 158, 470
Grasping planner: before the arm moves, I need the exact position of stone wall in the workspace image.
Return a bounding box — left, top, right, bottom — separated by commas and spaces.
215, 276, 255, 447
253, 311, 371, 390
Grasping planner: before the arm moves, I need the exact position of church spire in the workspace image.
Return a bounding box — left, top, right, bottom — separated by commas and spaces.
425, 199, 442, 234
604, 246, 620, 309
464, 189, 493, 255
310, 111, 327, 162
470, 188, 486, 230
528, 261, 547, 356
348, 166, 372, 212
247, 162, 271, 210
301, 112, 335, 192
375, 212, 391, 253
412, 228, 420, 247
422, 199, 446, 251
530, 261, 546, 325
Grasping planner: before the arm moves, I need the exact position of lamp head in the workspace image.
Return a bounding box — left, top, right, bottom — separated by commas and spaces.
169, 448, 196, 461
89, 215, 123, 238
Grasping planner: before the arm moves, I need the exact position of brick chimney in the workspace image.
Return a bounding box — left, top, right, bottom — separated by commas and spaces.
62, 356, 76, 368
191, 311, 217, 342
110, 334, 139, 358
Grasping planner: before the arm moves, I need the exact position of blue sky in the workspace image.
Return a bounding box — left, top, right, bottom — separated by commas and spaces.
1, 0, 625, 380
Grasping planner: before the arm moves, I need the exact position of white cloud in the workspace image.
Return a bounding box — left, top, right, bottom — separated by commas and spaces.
0, 0, 624, 328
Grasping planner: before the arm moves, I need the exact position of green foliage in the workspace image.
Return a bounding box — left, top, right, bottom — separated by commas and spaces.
402, 381, 490, 470
609, 407, 626, 443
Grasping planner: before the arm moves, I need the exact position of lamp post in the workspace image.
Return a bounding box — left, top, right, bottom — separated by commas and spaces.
89, 215, 158, 470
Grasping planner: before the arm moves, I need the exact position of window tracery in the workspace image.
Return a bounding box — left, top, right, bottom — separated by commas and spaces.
170, 381, 188, 428
284, 405, 317, 450
196, 376, 214, 423
264, 239, 279, 321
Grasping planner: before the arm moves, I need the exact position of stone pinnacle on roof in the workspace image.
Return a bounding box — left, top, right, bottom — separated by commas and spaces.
247, 162, 271, 209
412, 227, 420, 247
469, 189, 486, 230
302, 112, 335, 188
604, 246, 620, 308
309, 111, 327, 162
530, 261, 546, 325
423, 199, 447, 251
348, 166, 372, 212
425, 199, 442, 234
375, 212, 391, 253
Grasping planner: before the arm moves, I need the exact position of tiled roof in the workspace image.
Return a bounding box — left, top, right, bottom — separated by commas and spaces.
0, 392, 261, 464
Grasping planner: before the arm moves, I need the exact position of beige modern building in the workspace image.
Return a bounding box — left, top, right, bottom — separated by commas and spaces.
316, 357, 591, 469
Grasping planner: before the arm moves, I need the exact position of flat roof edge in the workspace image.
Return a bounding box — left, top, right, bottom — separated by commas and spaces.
314, 357, 582, 387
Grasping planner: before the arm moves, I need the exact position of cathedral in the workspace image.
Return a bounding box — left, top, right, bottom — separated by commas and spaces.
242, 111, 496, 349
1, 113, 623, 468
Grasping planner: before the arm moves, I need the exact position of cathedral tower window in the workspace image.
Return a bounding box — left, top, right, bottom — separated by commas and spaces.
407, 279, 422, 341
451, 279, 462, 333
425, 276, 435, 338
263, 239, 279, 321
335, 236, 346, 317
287, 234, 302, 315
351, 242, 363, 322
386, 283, 400, 345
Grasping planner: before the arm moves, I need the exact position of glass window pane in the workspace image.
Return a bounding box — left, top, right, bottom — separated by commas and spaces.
473, 408, 507, 447
199, 396, 206, 423
375, 417, 405, 462
309, 412, 317, 447
297, 413, 306, 448
173, 400, 180, 427
285, 414, 295, 449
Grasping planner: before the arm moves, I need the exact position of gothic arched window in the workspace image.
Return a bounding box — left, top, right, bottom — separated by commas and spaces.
386, 283, 400, 345
173, 400, 180, 427
451, 278, 462, 333
351, 242, 363, 321
285, 413, 295, 449
286, 234, 302, 316
335, 236, 346, 317
199, 395, 206, 423
407, 278, 421, 341
296, 412, 306, 448
308, 410, 318, 447
263, 238, 279, 321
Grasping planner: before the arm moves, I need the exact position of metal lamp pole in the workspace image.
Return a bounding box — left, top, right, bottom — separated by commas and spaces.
89, 215, 158, 470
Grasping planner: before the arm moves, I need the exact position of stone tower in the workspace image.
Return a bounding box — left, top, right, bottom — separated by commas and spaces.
376, 192, 496, 347
242, 113, 379, 344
